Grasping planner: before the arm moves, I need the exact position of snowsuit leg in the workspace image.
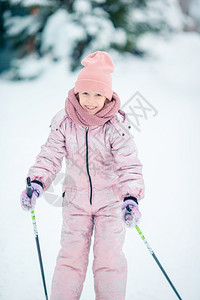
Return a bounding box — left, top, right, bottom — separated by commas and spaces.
50, 186, 127, 300
50, 199, 94, 300
93, 200, 127, 300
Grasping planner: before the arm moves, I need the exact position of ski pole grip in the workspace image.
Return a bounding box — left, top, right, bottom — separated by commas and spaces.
126, 205, 132, 213
26, 177, 33, 198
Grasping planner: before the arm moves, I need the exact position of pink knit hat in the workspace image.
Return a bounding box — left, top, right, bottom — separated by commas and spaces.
74, 51, 114, 100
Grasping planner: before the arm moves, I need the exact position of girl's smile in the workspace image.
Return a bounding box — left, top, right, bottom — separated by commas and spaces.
85, 105, 97, 111
78, 91, 107, 115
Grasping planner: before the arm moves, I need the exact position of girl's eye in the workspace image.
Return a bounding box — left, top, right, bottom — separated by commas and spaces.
82, 92, 88, 95
97, 94, 102, 97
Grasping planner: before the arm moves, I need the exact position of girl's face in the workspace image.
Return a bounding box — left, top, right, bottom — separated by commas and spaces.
78, 91, 108, 115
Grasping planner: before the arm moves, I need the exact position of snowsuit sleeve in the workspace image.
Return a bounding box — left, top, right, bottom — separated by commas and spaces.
110, 112, 145, 202
27, 109, 67, 191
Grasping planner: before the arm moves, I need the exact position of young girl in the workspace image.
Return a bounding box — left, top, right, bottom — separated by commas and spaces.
20, 51, 145, 300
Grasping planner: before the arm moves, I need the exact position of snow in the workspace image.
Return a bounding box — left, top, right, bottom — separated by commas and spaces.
10, 53, 51, 79
148, 0, 185, 31
1, 32, 200, 300
41, 9, 87, 60
73, 0, 92, 14
10, 0, 52, 6
190, 0, 200, 25
4, 15, 40, 36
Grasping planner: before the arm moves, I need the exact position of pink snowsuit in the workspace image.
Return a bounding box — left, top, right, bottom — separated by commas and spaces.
28, 108, 144, 300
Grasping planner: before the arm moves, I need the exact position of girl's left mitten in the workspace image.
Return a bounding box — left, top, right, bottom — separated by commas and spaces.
20, 182, 43, 212
121, 198, 141, 228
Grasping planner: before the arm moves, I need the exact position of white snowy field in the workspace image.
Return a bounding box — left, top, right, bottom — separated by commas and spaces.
0, 32, 200, 300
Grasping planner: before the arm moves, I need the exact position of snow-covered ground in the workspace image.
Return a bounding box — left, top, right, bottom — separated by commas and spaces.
1, 32, 200, 300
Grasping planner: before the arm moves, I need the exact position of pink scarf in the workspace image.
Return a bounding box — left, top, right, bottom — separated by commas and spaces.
65, 88, 121, 127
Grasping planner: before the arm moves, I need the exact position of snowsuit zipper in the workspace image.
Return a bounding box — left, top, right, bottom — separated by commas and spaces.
85, 127, 93, 205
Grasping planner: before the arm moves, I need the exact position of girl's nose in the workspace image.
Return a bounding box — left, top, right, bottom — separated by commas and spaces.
87, 98, 96, 105
88, 96, 94, 101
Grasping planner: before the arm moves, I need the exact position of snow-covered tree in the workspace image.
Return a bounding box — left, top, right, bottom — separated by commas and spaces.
0, 0, 186, 80
178, 0, 200, 32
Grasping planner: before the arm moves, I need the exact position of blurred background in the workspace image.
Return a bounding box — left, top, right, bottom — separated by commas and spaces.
0, 0, 200, 80
1, 1, 200, 300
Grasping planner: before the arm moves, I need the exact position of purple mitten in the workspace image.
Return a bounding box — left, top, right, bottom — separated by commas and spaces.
121, 199, 141, 228
20, 182, 43, 211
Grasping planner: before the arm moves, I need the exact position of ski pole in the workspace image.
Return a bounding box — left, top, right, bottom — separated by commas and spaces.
26, 177, 49, 300
135, 225, 182, 300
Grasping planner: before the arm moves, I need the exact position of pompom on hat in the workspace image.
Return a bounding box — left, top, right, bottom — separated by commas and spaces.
74, 51, 114, 100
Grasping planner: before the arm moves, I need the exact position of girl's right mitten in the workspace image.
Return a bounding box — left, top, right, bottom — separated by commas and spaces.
20, 182, 43, 212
